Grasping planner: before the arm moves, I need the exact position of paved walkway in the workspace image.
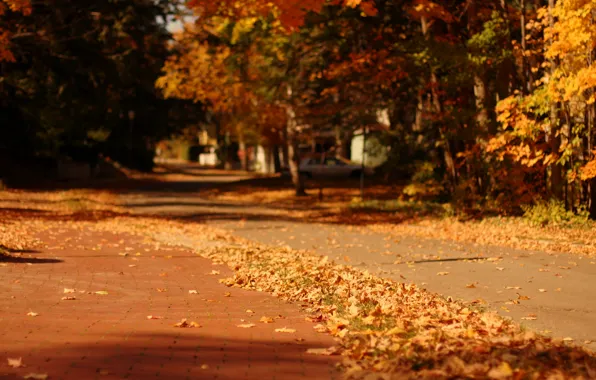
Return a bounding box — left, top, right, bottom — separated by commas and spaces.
125, 192, 596, 349
1, 226, 339, 379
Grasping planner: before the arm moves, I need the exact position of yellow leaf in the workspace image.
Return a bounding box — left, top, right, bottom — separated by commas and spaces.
259, 316, 274, 323
94, 291, 108, 295
63, 288, 75, 293
306, 347, 338, 356
488, 362, 513, 379
7, 357, 23, 368
274, 327, 296, 333
23, 374, 48, 380
174, 318, 201, 328
237, 323, 256, 328
26, 311, 38, 317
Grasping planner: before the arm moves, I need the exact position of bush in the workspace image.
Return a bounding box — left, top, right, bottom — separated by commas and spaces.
402, 161, 444, 200
522, 200, 590, 227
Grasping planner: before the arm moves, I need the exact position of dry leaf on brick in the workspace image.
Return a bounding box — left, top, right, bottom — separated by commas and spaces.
7, 357, 23, 368
23, 374, 48, 380
237, 323, 256, 328
274, 327, 296, 333
260, 316, 274, 323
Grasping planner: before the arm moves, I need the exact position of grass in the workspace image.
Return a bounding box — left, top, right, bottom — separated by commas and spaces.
349, 199, 453, 217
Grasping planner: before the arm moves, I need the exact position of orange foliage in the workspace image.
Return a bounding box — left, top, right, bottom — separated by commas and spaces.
186, 0, 376, 30
0, 0, 31, 62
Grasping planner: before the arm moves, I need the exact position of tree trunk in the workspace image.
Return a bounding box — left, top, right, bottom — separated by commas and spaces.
421, 16, 457, 188
520, 0, 534, 94
469, 0, 498, 135
272, 144, 281, 173
281, 125, 290, 169
286, 104, 307, 196
239, 138, 248, 171
548, 0, 563, 200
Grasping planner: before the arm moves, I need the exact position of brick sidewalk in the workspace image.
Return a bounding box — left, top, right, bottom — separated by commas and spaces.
0, 226, 340, 379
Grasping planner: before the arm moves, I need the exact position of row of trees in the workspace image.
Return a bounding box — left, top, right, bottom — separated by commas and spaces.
158, 0, 596, 216
0, 0, 201, 173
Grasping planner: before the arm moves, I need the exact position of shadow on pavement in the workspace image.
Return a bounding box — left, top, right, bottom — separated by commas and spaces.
2, 333, 340, 380
0, 255, 62, 264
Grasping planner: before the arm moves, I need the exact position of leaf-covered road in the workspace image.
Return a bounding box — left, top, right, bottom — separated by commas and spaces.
126, 191, 596, 349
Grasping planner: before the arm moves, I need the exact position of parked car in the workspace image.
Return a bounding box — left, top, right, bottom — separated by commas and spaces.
298, 156, 373, 178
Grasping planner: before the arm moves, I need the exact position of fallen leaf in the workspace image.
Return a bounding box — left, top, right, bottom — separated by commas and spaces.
505, 286, 522, 290
306, 347, 338, 356
147, 315, 163, 319
563, 337, 574, 342
118, 252, 129, 257
521, 316, 537, 320
63, 288, 75, 294
156, 288, 167, 292
517, 294, 530, 300
27, 311, 38, 317
224, 292, 231, 297
174, 318, 201, 328
128, 264, 137, 268
61, 296, 76, 300
274, 327, 296, 333
260, 316, 274, 323
237, 323, 256, 328
487, 362, 513, 379
200, 364, 209, 370
465, 283, 476, 288
7, 357, 23, 368
313, 324, 327, 333
246, 309, 254, 314
210, 270, 220, 275
496, 267, 505, 271
23, 374, 48, 380
188, 290, 198, 294
94, 291, 108, 295
437, 272, 449, 276
538, 289, 547, 293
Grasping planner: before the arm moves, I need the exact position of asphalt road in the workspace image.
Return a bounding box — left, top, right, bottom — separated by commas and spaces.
123, 167, 596, 349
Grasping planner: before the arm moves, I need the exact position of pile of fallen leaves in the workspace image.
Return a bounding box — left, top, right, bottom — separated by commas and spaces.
369, 216, 596, 258
193, 241, 595, 379
0, 189, 124, 214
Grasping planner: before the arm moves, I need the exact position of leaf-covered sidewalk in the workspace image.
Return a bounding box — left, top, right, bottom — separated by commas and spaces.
0, 216, 340, 379
1, 189, 596, 379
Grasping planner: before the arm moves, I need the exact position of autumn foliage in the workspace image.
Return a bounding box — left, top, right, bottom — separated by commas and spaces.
0, 0, 31, 61
155, 0, 596, 217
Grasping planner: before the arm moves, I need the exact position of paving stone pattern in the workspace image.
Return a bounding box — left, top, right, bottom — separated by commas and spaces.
0, 227, 339, 380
